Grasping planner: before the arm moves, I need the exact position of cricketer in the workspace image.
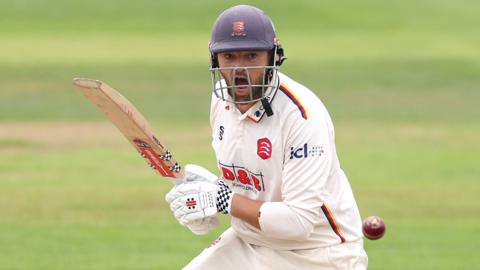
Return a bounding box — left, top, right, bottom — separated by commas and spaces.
166, 5, 368, 269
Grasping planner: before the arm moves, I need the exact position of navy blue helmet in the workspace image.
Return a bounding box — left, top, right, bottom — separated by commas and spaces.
209, 5, 285, 105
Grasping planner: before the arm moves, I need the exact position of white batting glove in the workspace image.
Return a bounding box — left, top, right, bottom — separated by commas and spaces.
165, 164, 226, 234
182, 164, 220, 234
182, 164, 218, 184
185, 216, 219, 235
165, 165, 233, 225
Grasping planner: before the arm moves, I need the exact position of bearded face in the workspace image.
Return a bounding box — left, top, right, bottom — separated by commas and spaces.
216, 51, 272, 104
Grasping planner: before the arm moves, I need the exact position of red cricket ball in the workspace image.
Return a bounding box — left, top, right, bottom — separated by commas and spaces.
362, 216, 386, 240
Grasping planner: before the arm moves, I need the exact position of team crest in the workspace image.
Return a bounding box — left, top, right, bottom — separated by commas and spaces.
257, 138, 272, 160
232, 21, 246, 36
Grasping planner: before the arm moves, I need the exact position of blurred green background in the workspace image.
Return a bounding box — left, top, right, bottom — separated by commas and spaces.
0, 0, 479, 269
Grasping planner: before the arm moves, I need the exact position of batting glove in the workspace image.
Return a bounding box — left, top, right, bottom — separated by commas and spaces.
165, 164, 221, 234
184, 216, 219, 235
165, 166, 233, 225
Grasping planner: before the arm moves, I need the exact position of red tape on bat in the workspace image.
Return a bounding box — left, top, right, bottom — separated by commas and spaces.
134, 139, 175, 177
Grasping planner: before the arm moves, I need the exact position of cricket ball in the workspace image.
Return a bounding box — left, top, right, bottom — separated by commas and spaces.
362, 216, 386, 240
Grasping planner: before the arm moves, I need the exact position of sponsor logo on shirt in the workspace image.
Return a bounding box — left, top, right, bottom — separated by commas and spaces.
219, 162, 265, 192
290, 143, 324, 159
257, 138, 272, 160
219, 125, 225, 141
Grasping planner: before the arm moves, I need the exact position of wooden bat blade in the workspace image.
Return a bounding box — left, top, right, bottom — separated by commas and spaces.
73, 77, 183, 181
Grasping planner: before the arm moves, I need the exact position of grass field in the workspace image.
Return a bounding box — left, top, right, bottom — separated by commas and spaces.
1, 0, 479, 269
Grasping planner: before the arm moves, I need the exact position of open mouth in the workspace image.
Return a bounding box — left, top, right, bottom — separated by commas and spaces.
233, 78, 250, 98
233, 77, 250, 96
234, 77, 249, 88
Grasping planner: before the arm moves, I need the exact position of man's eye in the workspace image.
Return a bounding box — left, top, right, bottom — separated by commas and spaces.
223, 54, 232, 60
248, 54, 257, 60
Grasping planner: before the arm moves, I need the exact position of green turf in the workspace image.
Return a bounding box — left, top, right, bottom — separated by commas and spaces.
1, 0, 479, 269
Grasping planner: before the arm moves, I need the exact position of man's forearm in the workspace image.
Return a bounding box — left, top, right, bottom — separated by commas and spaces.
230, 194, 264, 229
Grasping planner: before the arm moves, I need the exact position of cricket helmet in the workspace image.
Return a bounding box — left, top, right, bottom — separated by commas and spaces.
209, 5, 285, 105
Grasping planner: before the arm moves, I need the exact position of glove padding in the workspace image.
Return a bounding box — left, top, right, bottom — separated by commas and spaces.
186, 216, 219, 235
166, 164, 221, 234
167, 180, 218, 224
182, 164, 218, 184
166, 167, 233, 226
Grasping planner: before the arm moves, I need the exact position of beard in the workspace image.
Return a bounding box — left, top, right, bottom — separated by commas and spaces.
226, 76, 265, 102
227, 86, 264, 102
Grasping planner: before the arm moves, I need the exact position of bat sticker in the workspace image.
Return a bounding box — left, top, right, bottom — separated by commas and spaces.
152, 136, 164, 148
134, 139, 175, 177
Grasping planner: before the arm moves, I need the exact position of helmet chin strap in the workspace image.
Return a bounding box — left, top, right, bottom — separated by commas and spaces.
261, 51, 275, 118
259, 45, 283, 118
261, 97, 274, 117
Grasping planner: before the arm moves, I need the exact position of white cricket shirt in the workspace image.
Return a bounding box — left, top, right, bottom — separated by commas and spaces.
210, 72, 364, 250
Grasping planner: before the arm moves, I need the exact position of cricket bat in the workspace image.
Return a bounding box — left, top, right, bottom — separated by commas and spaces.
73, 78, 183, 183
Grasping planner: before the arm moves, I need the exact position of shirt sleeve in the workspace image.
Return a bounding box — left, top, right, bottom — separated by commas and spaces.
280, 106, 335, 234
258, 105, 335, 240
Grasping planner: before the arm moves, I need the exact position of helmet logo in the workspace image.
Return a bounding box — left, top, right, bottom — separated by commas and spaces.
232, 21, 246, 36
